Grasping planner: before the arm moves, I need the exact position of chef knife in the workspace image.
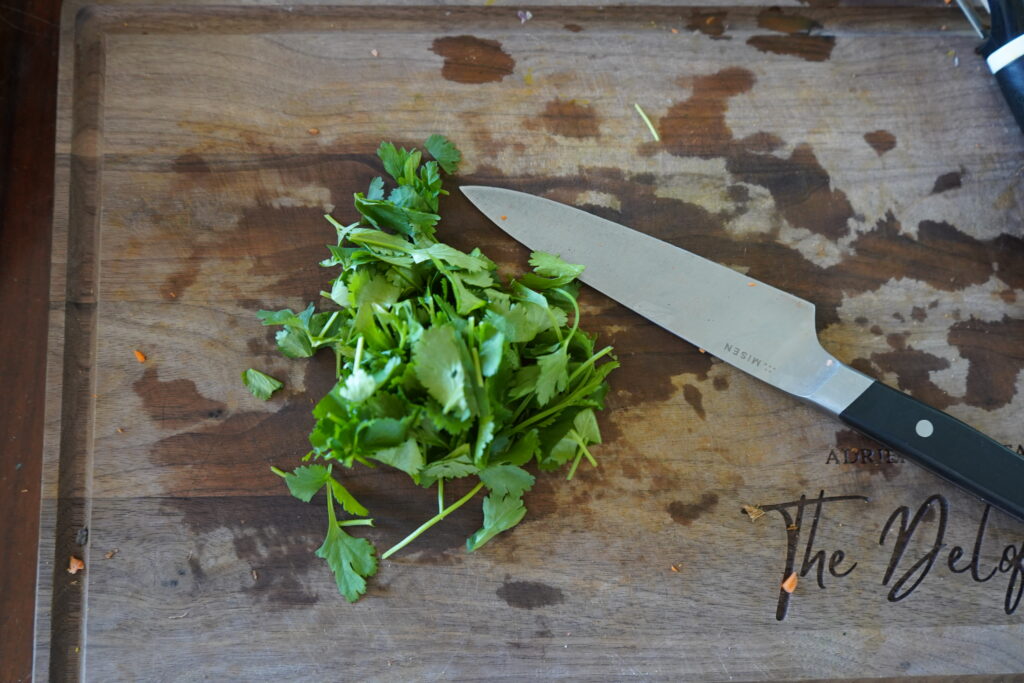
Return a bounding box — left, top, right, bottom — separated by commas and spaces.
462, 185, 1024, 521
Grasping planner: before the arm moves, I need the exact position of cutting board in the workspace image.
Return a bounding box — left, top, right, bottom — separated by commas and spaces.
39, 1, 1024, 679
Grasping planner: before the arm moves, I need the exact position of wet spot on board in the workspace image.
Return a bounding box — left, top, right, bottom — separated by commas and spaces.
755, 7, 822, 34
658, 68, 757, 159
931, 170, 963, 194
563, 23, 583, 33
911, 306, 927, 322
667, 492, 719, 525
431, 35, 515, 84
657, 68, 851, 239
686, 10, 730, 39
869, 325, 883, 335
163, 261, 200, 301
949, 316, 1024, 409
682, 384, 706, 420
713, 376, 729, 391
870, 346, 955, 410
532, 98, 601, 139
747, 7, 835, 62
726, 143, 853, 239
133, 367, 228, 429
172, 153, 212, 175
497, 580, 566, 609
864, 130, 897, 156
168, 496, 322, 606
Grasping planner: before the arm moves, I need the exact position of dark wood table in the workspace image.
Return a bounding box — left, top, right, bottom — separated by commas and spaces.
0, 0, 61, 680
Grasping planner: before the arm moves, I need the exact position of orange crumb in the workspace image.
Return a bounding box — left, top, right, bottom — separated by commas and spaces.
706, 16, 716, 24
787, 523, 798, 531
68, 556, 85, 575
781, 573, 798, 593
116, 427, 125, 433
747, 282, 757, 287
670, 28, 679, 34
168, 291, 177, 298
670, 564, 679, 572
133, 349, 146, 363
500, 215, 508, 221
698, 348, 705, 354
307, 128, 319, 135
104, 549, 119, 560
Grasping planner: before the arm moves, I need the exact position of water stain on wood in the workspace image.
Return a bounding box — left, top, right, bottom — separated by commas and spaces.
949, 316, 1024, 409
431, 35, 515, 84
682, 384, 706, 420
659, 67, 757, 159
870, 346, 955, 410
686, 10, 729, 40
667, 492, 719, 525
727, 143, 853, 239
563, 23, 583, 33
168, 496, 322, 606
497, 580, 565, 609
746, 34, 836, 62
747, 7, 835, 62
133, 367, 228, 429
756, 7, 822, 34
532, 98, 600, 139
911, 306, 927, 322
864, 130, 897, 156
931, 170, 963, 194
713, 376, 729, 391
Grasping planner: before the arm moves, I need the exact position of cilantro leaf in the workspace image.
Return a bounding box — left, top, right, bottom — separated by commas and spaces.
242, 368, 284, 400
420, 453, 477, 480
529, 251, 586, 279
329, 479, 370, 517
413, 324, 470, 417
424, 134, 461, 174
275, 327, 314, 358
479, 464, 535, 498
466, 494, 527, 551
371, 438, 424, 479
316, 522, 377, 602
534, 346, 570, 405
276, 464, 331, 502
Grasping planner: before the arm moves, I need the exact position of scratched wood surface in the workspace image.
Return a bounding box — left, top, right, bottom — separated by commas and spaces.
38, 2, 1024, 680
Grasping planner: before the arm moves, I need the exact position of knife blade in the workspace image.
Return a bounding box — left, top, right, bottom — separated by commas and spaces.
462, 185, 1024, 521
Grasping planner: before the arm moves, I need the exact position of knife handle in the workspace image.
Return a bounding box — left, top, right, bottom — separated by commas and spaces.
838, 381, 1024, 521
982, 0, 1024, 133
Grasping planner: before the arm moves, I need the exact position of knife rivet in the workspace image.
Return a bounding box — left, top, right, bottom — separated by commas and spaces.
915, 419, 934, 438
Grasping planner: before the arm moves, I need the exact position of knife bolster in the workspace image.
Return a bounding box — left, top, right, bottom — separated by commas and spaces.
802, 362, 874, 415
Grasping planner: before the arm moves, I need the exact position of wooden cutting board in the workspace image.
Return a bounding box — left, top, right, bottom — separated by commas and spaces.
39, 1, 1024, 679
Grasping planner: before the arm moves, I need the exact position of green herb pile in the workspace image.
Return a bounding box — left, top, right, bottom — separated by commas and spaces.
256, 136, 617, 601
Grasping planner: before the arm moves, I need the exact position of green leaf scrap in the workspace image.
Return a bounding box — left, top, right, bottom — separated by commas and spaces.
242, 368, 284, 400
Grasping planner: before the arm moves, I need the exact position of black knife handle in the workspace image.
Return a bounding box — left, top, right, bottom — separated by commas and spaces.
983, 0, 1024, 133
995, 57, 1024, 132
839, 381, 1024, 521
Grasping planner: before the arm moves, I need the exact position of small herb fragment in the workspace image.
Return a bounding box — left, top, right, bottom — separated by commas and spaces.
242, 368, 284, 400
262, 136, 616, 600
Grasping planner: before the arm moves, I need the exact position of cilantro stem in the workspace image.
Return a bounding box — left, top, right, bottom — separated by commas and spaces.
552, 288, 580, 348
510, 346, 615, 435
566, 452, 583, 480
381, 481, 485, 560
437, 479, 445, 514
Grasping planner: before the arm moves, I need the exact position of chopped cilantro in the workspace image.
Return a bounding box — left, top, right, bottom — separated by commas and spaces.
260, 136, 616, 600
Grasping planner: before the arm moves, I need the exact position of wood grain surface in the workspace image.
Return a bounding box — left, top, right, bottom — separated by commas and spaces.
37, 2, 1024, 680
